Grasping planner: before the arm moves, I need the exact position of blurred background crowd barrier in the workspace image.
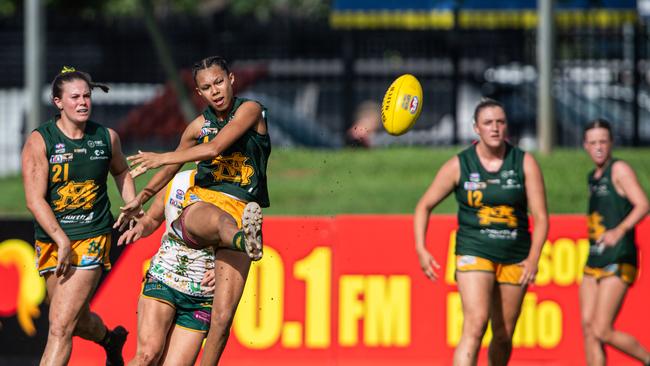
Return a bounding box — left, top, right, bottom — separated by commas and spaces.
1, 0, 650, 178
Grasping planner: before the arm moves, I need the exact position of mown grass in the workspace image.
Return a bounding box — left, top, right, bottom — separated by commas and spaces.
3, 147, 649, 218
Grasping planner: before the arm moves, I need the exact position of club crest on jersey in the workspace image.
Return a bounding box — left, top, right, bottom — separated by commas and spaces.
49, 153, 73, 164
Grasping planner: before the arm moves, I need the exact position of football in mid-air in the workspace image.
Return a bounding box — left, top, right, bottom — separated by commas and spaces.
381, 74, 423, 136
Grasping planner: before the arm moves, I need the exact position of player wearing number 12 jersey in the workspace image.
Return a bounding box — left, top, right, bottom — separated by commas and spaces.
413, 98, 548, 366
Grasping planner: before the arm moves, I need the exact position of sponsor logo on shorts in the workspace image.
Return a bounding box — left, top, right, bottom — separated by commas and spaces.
458, 255, 477, 266
80, 255, 99, 266
176, 189, 185, 200
604, 263, 619, 273
193, 310, 211, 324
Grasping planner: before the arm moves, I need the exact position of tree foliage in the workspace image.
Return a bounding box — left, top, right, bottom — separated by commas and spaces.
0, 0, 328, 20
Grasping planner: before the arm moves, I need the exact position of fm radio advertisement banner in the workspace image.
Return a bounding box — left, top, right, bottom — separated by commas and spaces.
1, 216, 649, 365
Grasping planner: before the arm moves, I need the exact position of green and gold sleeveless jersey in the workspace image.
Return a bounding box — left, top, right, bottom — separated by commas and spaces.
586, 159, 637, 267
34, 119, 113, 241
454, 143, 531, 263
195, 97, 271, 207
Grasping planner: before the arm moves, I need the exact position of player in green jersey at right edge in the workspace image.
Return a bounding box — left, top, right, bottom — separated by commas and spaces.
117, 56, 270, 365
580, 119, 650, 366
414, 98, 549, 366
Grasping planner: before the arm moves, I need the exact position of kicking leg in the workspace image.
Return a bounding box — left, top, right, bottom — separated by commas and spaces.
179, 201, 263, 260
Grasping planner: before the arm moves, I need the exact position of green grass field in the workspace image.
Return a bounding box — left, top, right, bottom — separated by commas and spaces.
2, 147, 649, 218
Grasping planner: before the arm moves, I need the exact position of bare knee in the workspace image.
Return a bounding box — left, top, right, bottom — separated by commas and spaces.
48, 320, 75, 341
133, 343, 164, 366
490, 329, 513, 350
592, 323, 613, 344
462, 315, 489, 342
581, 319, 597, 339
209, 310, 235, 334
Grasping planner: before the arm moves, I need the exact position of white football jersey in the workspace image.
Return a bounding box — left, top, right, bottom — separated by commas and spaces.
147, 170, 215, 297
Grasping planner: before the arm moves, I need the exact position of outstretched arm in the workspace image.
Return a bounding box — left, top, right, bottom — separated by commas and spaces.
115, 116, 204, 228
128, 101, 265, 176
118, 187, 166, 245
22, 131, 71, 276
413, 156, 459, 281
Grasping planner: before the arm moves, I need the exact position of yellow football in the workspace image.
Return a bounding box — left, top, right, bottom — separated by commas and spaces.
381, 74, 423, 136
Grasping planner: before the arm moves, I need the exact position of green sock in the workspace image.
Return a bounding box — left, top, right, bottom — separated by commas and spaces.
232, 231, 246, 251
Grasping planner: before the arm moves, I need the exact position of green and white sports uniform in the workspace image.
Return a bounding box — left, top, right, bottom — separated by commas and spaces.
142, 170, 215, 332
584, 159, 638, 284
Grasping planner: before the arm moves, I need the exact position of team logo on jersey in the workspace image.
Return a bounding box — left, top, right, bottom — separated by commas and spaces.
469, 173, 480, 182
74, 148, 87, 154
52, 180, 99, 211
210, 152, 254, 185
49, 153, 73, 164
55, 143, 66, 153
587, 212, 606, 241
477, 205, 517, 227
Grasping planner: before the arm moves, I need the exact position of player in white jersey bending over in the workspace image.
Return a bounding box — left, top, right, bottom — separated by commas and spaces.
118, 170, 215, 366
